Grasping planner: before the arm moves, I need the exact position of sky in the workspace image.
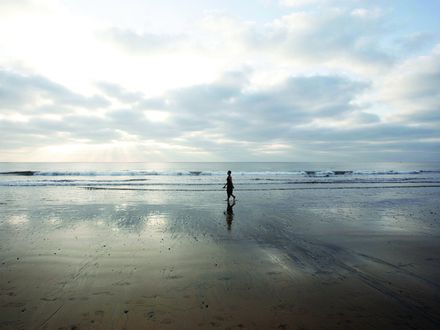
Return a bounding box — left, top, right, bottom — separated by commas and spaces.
0, 0, 439, 162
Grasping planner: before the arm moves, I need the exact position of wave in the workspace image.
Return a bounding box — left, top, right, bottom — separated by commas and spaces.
81, 185, 440, 192
2, 178, 440, 187
1, 169, 438, 177
0, 170, 222, 176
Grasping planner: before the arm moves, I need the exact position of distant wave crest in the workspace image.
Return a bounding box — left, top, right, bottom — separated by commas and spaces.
0, 169, 435, 177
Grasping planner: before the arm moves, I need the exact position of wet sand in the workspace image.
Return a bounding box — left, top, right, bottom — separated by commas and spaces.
1, 187, 440, 329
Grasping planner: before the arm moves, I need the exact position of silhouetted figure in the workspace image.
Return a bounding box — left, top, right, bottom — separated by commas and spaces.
224, 200, 235, 230
223, 170, 236, 201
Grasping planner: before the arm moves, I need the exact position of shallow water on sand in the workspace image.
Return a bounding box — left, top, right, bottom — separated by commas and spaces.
1, 165, 440, 329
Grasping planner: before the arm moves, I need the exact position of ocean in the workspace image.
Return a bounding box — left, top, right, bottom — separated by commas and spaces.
1, 162, 440, 190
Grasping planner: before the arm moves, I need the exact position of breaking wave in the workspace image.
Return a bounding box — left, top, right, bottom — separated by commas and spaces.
1, 166, 439, 188
0, 169, 436, 177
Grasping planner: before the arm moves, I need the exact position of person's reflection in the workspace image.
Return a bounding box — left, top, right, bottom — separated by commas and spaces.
224, 200, 235, 231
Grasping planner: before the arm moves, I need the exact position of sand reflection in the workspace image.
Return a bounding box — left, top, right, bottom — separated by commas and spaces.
145, 212, 168, 232
224, 200, 235, 231
7, 214, 28, 226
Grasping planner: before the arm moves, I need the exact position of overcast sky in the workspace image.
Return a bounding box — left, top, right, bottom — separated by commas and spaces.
1, 0, 439, 162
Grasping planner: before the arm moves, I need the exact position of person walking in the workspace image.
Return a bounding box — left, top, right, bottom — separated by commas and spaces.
223, 170, 236, 201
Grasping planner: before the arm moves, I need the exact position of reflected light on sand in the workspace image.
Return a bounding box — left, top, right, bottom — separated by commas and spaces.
8, 214, 29, 226
379, 213, 416, 232
47, 217, 60, 225
145, 212, 168, 232
114, 203, 128, 211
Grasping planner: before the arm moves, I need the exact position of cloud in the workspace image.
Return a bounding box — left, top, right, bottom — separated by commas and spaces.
0, 69, 109, 112
244, 8, 393, 71
279, 0, 378, 11
395, 32, 438, 54
372, 44, 440, 124
98, 6, 394, 79
96, 82, 144, 103
279, 0, 328, 7
1, 66, 439, 161
0, 0, 36, 13
100, 28, 185, 53
127, 70, 438, 160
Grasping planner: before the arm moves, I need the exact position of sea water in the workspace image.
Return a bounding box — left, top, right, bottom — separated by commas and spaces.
1, 162, 440, 191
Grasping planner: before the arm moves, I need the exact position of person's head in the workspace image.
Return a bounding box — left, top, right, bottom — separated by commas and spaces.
227, 170, 231, 175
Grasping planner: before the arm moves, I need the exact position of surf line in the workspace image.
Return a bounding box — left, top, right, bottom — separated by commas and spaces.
81, 185, 440, 191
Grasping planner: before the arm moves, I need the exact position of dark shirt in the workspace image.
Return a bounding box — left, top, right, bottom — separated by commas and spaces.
226, 175, 234, 189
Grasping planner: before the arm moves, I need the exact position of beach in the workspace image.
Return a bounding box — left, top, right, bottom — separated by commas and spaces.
1, 163, 440, 329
